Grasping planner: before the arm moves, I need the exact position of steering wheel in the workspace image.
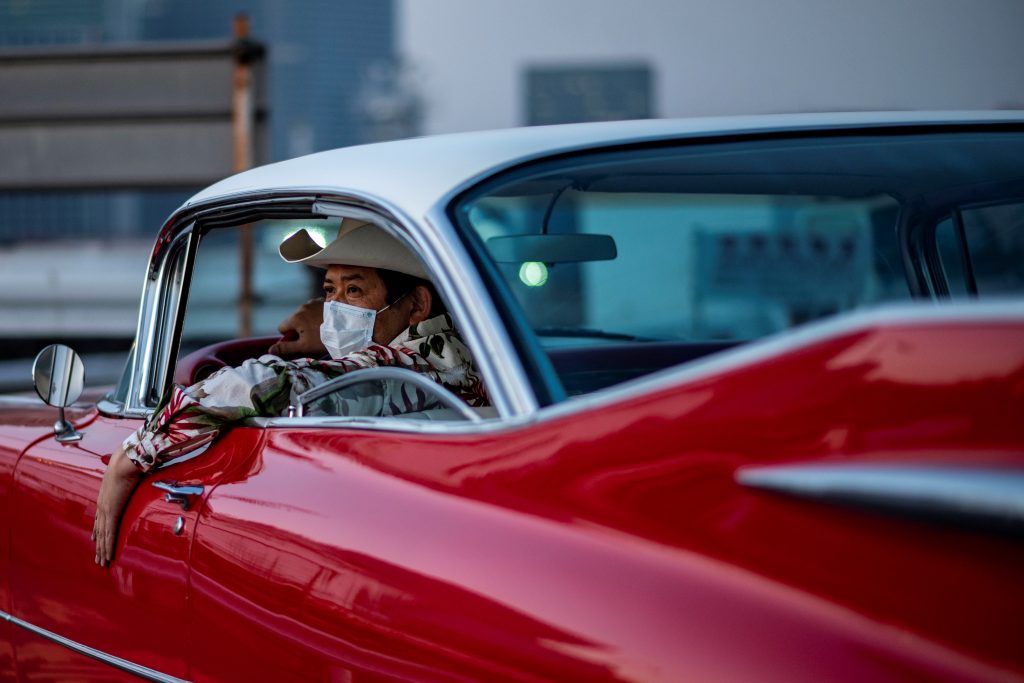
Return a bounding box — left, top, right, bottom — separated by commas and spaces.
294, 366, 482, 421
173, 336, 282, 386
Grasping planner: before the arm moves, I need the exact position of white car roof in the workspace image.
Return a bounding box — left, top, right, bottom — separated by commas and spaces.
185, 111, 1024, 221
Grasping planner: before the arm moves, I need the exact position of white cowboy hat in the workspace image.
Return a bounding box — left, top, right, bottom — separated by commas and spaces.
279, 218, 429, 279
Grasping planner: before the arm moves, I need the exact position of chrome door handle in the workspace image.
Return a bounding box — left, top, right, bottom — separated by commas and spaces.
152, 481, 204, 511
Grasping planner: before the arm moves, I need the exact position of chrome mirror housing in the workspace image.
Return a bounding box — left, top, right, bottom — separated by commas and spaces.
32, 343, 86, 443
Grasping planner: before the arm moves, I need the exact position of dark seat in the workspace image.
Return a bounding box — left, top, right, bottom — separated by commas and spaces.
546, 341, 743, 395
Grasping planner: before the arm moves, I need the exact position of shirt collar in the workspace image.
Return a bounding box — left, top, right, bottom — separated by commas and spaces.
390, 312, 454, 345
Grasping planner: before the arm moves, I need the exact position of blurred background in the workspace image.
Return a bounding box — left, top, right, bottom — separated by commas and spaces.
1, 0, 1023, 392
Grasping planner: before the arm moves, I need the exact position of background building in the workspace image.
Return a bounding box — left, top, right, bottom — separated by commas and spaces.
0, 0, 399, 387
1, 0, 1022, 389
0, 0, 398, 246
398, 0, 1024, 134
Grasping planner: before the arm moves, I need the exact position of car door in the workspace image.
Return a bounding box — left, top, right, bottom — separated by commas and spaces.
9, 407, 263, 680
184, 422, 631, 682
0, 397, 64, 682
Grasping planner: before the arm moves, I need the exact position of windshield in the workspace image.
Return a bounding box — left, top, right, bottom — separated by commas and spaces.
453, 129, 1024, 395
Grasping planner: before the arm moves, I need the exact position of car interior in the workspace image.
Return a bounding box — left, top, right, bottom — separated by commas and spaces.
173, 215, 499, 422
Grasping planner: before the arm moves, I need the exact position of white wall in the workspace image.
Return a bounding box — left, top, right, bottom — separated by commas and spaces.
398, 0, 1024, 135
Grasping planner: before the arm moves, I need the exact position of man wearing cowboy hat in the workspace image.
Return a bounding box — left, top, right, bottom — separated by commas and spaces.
92, 219, 488, 567
270, 217, 444, 359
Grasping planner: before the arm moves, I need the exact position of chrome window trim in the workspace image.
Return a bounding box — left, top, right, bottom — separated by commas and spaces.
421, 205, 540, 416
127, 236, 171, 411
105, 267, 150, 415
125, 226, 196, 415
1, 609, 188, 683
95, 397, 127, 416
258, 413, 527, 435
151, 232, 196, 408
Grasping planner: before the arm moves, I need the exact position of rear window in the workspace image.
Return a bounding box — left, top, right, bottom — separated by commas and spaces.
935, 201, 1024, 298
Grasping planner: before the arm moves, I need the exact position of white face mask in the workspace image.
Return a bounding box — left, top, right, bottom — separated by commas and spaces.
319, 293, 407, 359
319, 301, 377, 359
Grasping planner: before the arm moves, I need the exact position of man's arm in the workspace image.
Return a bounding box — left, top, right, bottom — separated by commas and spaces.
91, 357, 283, 567
93, 445, 141, 567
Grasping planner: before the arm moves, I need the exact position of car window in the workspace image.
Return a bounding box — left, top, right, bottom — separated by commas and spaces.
173, 216, 484, 423
180, 219, 329, 351
935, 202, 1024, 298
467, 191, 902, 345
453, 131, 1024, 397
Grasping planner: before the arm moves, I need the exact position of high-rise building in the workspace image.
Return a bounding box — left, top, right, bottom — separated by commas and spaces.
0, 0, 398, 242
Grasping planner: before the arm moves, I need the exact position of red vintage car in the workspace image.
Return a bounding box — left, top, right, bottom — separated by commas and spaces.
1, 112, 1023, 682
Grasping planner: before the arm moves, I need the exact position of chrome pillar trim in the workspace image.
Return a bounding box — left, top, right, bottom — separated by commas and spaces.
261, 412, 523, 435
0, 609, 189, 683
128, 226, 195, 414
736, 463, 1024, 528
98, 396, 152, 420
128, 244, 169, 411
420, 206, 540, 416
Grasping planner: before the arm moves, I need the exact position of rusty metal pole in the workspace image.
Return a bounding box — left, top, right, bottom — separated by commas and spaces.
233, 14, 255, 337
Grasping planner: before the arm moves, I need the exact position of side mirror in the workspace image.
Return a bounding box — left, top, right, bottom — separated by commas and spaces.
32, 344, 85, 443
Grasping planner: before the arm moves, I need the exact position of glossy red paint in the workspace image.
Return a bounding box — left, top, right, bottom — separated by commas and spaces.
179, 319, 1023, 682
8, 411, 268, 681
8, 627, 140, 682
0, 624, 13, 683
0, 396, 82, 679
1, 320, 1021, 681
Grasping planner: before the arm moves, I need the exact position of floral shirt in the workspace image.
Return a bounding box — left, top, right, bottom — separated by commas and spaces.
123, 313, 488, 472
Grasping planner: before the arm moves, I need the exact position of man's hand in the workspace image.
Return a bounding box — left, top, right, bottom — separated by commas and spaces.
93, 446, 142, 567
269, 298, 327, 358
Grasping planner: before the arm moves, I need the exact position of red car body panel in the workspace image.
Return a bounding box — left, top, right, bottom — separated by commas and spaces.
10, 413, 180, 678
0, 402, 59, 681
6, 412, 264, 680
169, 318, 1022, 681
1, 317, 1022, 681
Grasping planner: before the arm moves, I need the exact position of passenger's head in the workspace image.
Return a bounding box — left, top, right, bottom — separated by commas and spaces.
280, 219, 445, 345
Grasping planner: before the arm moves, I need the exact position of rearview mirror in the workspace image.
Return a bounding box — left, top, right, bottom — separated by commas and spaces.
487, 233, 617, 263
32, 343, 85, 443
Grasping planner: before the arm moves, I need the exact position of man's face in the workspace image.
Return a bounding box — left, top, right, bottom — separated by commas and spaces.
322, 265, 412, 344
